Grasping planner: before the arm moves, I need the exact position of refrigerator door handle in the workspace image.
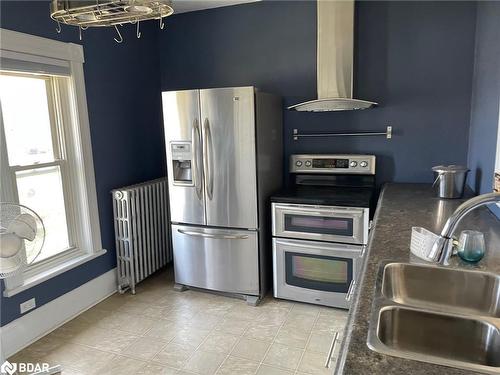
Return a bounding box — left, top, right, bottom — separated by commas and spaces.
192, 119, 203, 199
203, 118, 214, 200
177, 228, 249, 240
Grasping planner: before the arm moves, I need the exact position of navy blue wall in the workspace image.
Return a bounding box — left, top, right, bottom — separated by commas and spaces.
159, 1, 477, 185
467, 1, 500, 217
0, 0, 487, 326
0, 1, 165, 325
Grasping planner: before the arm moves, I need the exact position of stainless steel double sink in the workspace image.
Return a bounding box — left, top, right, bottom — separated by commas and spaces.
367, 262, 500, 374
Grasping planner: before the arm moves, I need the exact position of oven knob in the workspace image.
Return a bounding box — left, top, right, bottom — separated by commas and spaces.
295, 160, 303, 167
360, 161, 368, 168
305, 160, 312, 167
350, 161, 358, 168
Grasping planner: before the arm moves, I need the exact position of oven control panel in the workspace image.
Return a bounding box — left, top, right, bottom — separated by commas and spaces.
290, 154, 376, 175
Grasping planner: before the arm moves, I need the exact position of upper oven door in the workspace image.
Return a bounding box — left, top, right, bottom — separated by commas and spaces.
272, 203, 369, 245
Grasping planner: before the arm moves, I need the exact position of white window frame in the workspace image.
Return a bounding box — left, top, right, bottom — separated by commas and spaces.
1, 29, 106, 297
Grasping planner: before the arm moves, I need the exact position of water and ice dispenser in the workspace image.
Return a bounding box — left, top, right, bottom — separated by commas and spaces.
171, 142, 193, 185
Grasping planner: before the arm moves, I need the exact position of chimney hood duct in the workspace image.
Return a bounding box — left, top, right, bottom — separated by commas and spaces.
288, 0, 377, 112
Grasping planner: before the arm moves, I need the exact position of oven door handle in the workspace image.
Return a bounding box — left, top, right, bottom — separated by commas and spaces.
346, 280, 356, 302
276, 209, 364, 218
301, 211, 341, 216
274, 204, 366, 215
275, 239, 364, 257
359, 245, 367, 258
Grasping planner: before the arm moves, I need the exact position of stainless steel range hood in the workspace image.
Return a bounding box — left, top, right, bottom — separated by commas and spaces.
288, 0, 377, 112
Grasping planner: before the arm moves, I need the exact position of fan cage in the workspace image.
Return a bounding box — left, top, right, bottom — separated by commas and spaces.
0, 203, 45, 278
50, 0, 174, 27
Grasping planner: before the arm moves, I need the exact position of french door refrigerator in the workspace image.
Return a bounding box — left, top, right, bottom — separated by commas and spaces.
162, 87, 282, 305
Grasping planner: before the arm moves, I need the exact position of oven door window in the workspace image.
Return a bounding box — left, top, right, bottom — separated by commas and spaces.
284, 214, 353, 237
285, 252, 353, 293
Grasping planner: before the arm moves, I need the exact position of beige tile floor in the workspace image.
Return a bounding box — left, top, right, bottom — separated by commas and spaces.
10, 268, 347, 375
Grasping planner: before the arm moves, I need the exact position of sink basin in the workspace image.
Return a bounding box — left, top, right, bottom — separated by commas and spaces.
378, 306, 500, 368
368, 262, 500, 373
382, 263, 500, 317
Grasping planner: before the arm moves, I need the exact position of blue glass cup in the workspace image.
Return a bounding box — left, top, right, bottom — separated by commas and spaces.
457, 230, 485, 262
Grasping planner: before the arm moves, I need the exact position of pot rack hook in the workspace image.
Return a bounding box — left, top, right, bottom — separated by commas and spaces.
136, 20, 141, 38
114, 25, 123, 43
79, 26, 83, 41
159, 15, 165, 30
56, 21, 61, 34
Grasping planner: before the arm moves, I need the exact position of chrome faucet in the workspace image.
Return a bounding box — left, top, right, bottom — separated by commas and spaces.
431, 192, 500, 265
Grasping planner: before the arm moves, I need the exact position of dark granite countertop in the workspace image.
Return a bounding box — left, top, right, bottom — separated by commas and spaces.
335, 183, 500, 375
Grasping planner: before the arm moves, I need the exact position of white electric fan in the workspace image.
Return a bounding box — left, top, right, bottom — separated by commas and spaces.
0, 203, 45, 278
0, 203, 61, 374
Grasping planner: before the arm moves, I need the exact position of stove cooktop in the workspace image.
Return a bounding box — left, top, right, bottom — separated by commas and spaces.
270, 186, 374, 208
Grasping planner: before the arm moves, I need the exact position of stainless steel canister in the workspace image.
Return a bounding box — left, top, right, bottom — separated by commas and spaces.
432, 165, 470, 199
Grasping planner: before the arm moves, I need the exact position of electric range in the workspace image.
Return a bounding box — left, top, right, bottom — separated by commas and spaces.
270, 154, 376, 309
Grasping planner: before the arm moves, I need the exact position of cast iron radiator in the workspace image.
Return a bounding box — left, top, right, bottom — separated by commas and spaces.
112, 178, 171, 294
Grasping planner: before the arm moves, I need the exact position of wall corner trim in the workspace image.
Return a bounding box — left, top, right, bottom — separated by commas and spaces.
0, 268, 117, 359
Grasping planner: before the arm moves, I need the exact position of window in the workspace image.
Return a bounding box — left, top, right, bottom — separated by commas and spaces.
1, 29, 105, 296
1, 73, 72, 263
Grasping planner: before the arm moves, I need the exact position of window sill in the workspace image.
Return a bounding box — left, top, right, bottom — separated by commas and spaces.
3, 249, 107, 297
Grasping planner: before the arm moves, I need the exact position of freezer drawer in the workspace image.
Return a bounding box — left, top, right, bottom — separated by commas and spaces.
172, 224, 260, 295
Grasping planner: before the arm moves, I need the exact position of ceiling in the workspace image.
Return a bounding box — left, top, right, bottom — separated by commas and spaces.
171, 0, 260, 14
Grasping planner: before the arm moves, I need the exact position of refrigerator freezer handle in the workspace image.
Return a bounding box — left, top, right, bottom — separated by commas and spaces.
177, 228, 249, 240
192, 119, 203, 199
203, 118, 214, 200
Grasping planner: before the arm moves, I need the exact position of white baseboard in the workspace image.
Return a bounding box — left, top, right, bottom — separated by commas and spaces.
0, 268, 117, 359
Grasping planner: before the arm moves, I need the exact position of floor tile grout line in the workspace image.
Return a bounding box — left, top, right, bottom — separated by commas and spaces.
96, 304, 238, 373
211, 302, 294, 374
65, 300, 221, 372
186, 301, 334, 375
44, 339, 155, 374
130, 335, 171, 367
214, 306, 268, 375
254, 302, 298, 374
196, 301, 282, 374
176, 303, 235, 374
148, 299, 249, 373
293, 309, 321, 375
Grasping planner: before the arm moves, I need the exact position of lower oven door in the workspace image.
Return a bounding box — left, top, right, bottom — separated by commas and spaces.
273, 237, 363, 309
172, 224, 259, 295
272, 203, 369, 245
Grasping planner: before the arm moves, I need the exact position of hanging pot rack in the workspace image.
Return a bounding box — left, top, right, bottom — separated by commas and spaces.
292, 126, 393, 141
50, 0, 173, 42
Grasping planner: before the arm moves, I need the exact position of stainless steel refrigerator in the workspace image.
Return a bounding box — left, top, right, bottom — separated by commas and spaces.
162, 86, 282, 305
